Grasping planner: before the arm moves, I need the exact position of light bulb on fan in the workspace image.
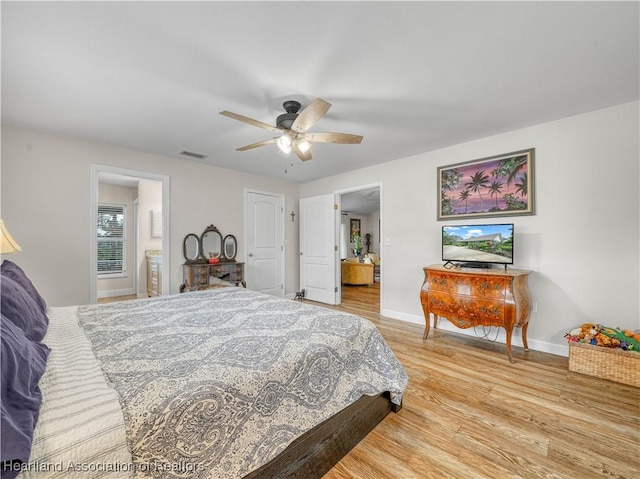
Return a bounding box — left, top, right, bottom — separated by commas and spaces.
297, 139, 311, 153
277, 134, 292, 154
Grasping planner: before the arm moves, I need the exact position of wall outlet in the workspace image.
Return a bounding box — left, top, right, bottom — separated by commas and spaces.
385, 238, 391, 246
532, 302, 538, 313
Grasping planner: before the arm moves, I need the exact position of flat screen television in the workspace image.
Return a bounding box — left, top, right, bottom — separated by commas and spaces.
442, 223, 514, 268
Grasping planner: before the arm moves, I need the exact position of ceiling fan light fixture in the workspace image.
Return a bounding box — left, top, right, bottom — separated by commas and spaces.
220, 98, 362, 161
297, 139, 311, 153
277, 134, 292, 154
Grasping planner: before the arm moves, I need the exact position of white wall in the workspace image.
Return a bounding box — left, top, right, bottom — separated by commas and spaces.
367, 210, 380, 255
137, 179, 163, 297
301, 101, 640, 355
2, 102, 637, 355
0, 125, 301, 306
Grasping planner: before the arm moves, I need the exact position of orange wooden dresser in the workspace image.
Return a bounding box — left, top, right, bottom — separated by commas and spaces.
420, 264, 533, 362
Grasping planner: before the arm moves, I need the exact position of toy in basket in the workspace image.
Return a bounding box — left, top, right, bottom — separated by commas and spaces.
565, 323, 640, 387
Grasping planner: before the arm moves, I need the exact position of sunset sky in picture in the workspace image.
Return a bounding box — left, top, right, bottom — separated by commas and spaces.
445, 159, 528, 214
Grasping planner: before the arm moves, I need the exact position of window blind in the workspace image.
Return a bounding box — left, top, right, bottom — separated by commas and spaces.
97, 204, 126, 275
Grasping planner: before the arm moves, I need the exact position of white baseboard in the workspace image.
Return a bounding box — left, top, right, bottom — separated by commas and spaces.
97, 288, 136, 299
381, 309, 568, 358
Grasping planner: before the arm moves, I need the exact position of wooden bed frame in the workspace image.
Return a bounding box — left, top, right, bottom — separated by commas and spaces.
244, 392, 401, 478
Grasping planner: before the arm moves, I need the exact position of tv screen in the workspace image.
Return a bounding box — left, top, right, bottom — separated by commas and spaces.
442, 223, 514, 266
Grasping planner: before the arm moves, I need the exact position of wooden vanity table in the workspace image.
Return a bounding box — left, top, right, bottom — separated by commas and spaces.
420, 264, 533, 362
180, 224, 245, 291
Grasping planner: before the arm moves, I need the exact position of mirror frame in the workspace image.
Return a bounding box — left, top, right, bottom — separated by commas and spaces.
182, 233, 202, 263
222, 234, 238, 262
199, 225, 223, 261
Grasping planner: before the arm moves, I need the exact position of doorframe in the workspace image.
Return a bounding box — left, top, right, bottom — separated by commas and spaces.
133, 198, 139, 297
90, 164, 170, 303
243, 188, 285, 295
336, 182, 383, 311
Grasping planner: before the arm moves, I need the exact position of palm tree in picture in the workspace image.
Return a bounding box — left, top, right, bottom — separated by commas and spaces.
465, 170, 490, 212
515, 172, 528, 198
495, 155, 528, 186
488, 180, 504, 210
458, 189, 471, 214
440, 168, 463, 215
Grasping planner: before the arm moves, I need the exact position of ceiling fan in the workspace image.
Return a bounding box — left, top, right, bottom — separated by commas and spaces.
219, 98, 363, 161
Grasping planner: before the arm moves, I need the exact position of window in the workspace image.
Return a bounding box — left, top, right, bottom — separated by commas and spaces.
97, 204, 126, 275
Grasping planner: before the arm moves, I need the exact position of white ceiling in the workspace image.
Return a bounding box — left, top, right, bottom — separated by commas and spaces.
2, 2, 638, 183
341, 187, 381, 216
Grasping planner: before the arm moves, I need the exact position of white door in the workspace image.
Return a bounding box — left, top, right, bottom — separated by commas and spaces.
299, 194, 339, 304
245, 191, 284, 296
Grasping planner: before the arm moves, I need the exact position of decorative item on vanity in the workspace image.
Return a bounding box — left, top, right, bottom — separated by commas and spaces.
181, 225, 245, 291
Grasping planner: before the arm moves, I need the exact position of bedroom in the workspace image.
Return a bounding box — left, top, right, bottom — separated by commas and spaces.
1, 1, 639, 478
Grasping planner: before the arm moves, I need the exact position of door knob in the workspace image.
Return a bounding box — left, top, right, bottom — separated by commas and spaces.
248, 253, 254, 257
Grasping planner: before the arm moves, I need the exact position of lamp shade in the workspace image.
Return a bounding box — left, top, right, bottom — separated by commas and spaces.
0, 219, 22, 254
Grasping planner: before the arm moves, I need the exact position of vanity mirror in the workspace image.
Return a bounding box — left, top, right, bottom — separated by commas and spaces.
182, 233, 201, 263
200, 225, 223, 261
182, 225, 245, 292
222, 235, 238, 262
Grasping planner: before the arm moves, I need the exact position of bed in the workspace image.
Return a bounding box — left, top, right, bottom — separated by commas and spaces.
1, 262, 407, 479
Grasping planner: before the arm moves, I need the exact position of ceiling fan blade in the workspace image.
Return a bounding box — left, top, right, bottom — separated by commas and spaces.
236, 138, 278, 151
292, 142, 312, 162
302, 132, 363, 144
291, 98, 331, 133
219, 110, 282, 133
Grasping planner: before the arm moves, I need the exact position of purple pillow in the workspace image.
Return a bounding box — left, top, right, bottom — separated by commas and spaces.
0, 276, 49, 342
1, 315, 50, 479
1, 260, 46, 312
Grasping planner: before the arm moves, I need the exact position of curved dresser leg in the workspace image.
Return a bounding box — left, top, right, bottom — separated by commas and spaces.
506, 327, 515, 363
423, 313, 431, 339
521, 322, 530, 351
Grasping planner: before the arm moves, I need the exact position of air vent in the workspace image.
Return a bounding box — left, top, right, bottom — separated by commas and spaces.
180, 150, 207, 160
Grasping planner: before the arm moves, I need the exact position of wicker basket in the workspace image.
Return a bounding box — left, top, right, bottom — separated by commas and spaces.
568, 342, 640, 387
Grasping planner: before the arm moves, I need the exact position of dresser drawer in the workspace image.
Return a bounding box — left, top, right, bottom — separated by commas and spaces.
468, 276, 507, 299
428, 271, 506, 299
427, 272, 460, 294
428, 291, 505, 325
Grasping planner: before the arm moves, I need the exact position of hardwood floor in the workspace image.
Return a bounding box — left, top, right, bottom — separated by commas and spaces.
308, 283, 640, 479
97, 294, 138, 304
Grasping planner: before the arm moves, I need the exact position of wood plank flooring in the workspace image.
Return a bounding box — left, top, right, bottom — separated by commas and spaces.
308, 283, 639, 479
97, 294, 138, 304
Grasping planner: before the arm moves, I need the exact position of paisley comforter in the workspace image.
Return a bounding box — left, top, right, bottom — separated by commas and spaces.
75, 287, 407, 478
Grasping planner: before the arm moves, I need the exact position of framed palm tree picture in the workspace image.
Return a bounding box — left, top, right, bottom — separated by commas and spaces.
438, 148, 535, 220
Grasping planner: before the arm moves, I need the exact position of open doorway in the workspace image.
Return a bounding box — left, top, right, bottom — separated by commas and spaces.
90, 165, 170, 304
338, 184, 381, 314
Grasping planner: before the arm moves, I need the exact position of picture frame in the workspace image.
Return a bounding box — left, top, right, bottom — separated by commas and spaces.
151, 210, 162, 238
438, 148, 535, 220
350, 218, 361, 242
